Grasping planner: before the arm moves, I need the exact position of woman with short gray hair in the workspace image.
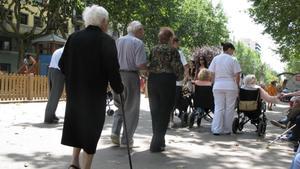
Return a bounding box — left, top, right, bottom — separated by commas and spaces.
241, 74, 280, 103
82, 5, 109, 29
59, 5, 123, 169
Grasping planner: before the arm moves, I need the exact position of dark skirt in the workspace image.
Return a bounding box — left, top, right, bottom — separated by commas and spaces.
61, 93, 106, 154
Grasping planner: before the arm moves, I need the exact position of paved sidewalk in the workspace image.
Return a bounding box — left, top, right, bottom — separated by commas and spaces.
0, 96, 296, 169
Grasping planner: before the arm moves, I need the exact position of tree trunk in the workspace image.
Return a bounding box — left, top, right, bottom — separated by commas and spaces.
17, 38, 25, 70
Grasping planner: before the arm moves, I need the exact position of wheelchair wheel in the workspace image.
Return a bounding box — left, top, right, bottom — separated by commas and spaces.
106, 109, 114, 116
197, 117, 202, 127
261, 101, 267, 113
188, 112, 195, 128
232, 117, 239, 134
180, 112, 188, 127
257, 121, 266, 137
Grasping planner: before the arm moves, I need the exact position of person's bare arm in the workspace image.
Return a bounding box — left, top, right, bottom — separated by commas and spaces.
260, 87, 280, 103
29, 56, 37, 65
27, 56, 37, 73
235, 72, 240, 87
283, 90, 300, 97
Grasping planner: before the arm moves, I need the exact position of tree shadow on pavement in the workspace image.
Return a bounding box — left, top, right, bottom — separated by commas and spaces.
4, 152, 71, 169
93, 141, 293, 169
1, 102, 294, 169
13, 122, 64, 130
98, 105, 294, 169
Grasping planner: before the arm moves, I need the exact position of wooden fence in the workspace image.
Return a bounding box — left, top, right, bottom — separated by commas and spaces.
0, 73, 65, 102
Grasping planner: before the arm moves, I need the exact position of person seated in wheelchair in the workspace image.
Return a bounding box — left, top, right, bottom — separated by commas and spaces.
173, 83, 193, 127
233, 74, 280, 135
188, 68, 214, 127
241, 74, 280, 107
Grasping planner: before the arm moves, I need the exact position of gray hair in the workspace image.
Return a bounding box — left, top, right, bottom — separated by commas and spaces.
127, 21, 143, 33
82, 5, 109, 27
242, 74, 257, 88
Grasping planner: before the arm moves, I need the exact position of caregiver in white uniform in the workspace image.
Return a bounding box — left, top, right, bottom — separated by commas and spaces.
208, 42, 241, 135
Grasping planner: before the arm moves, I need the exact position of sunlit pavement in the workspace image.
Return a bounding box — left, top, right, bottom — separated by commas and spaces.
0, 96, 295, 169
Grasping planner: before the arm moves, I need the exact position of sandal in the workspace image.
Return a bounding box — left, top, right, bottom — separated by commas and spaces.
69, 164, 80, 169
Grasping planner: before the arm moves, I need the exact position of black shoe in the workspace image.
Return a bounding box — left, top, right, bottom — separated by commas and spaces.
44, 118, 59, 124
53, 116, 59, 121
213, 133, 220, 136
150, 147, 165, 153
294, 144, 299, 152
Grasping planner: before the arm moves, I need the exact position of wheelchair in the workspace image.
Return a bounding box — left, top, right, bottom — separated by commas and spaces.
187, 85, 214, 128
173, 86, 193, 127
106, 90, 114, 116
232, 88, 267, 137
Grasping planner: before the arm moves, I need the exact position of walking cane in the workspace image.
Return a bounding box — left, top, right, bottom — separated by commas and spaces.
266, 123, 296, 149
120, 94, 133, 169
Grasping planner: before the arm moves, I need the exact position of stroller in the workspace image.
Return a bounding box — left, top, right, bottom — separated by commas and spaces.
188, 85, 214, 128
174, 85, 193, 127
106, 90, 114, 116
232, 88, 267, 136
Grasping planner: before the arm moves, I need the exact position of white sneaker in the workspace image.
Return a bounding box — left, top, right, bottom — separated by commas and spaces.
120, 142, 134, 148
110, 134, 120, 145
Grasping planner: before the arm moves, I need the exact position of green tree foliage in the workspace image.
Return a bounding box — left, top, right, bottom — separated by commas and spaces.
286, 55, 300, 73
88, 0, 228, 49
1, 0, 229, 68
174, 0, 229, 48
262, 64, 278, 84
249, 0, 300, 70
0, 0, 82, 66
234, 41, 277, 83
90, 0, 180, 48
45, 0, 85, 38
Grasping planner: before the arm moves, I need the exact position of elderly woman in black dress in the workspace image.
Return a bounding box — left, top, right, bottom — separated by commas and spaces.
147, 27, 184, 152
59, 5, 123, 169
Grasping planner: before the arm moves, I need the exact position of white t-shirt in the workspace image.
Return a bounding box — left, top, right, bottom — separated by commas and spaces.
176, 50, 187, 86
208, 53, 241, 91
49, 47, 64, 70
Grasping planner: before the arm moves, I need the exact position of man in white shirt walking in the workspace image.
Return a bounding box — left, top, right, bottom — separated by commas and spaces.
44, 47, 65, 124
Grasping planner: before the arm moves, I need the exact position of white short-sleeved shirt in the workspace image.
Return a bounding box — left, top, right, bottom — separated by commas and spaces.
49, 47, 64, 70
116, 33, 147, 71
176, 50, 188, 86
208, 53, 241, 91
